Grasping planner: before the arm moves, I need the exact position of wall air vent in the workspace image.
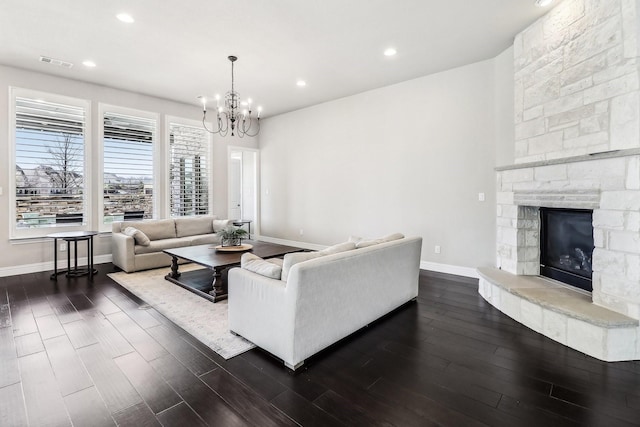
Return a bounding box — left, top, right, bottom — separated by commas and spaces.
39, 56, 74, 68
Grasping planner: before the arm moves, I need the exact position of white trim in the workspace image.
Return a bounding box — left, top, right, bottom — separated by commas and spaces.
227, 146, 260, 234
98, 104, 160, 231
9, 87, 92, 239
166, 116, 213, 217
420, 261, 479, 278
0, 254, 112, 278
255, 235, 325, 251
0, 239, 477, 280
257, 235, 480, 278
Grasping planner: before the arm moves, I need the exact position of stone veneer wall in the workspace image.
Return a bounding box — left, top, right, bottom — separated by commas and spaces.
495, 0, 640, 322
514, 0, 640, 164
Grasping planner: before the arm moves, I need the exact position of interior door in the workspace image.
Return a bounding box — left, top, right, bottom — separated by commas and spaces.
228, 155, 242, 220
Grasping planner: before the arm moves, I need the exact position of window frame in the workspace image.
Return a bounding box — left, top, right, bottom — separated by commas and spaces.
166, 116, 213, 218
98, 104, 160, 233
9, 87, 92, 239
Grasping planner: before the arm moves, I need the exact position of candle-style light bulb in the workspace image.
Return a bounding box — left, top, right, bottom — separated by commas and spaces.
215, 94, 220, 108
257, 106, 262, 118
200, 97, 207, 113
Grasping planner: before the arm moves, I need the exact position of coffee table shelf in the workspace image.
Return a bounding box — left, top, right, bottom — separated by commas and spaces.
163, 240, 304, 302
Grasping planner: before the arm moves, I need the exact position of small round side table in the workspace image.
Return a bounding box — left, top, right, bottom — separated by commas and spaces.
47, 231, 99, 280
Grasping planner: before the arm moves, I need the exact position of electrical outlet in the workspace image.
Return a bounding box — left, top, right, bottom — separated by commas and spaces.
59, 242, 67, 252
434, 245, 441, 254
299, 229, 304, 236
0, 186, 3, 196
478, 192, 485, 202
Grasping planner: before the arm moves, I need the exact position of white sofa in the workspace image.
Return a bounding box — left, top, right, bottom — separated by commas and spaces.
228, 236, 422, 370
111, 216, 228, 272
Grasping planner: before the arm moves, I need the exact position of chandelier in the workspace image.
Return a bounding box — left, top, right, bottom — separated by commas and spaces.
199, 56, 261, 137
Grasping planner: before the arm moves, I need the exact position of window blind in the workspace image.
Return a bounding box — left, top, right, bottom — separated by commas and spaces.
169, 123, 209, 217
103, 112, 155, 223
15, 97, 86, 228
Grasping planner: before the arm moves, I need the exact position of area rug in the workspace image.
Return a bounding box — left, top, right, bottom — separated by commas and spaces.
108, 265, 255, 359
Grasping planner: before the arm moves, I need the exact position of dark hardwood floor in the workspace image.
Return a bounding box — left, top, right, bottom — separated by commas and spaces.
1, 264, 640, 426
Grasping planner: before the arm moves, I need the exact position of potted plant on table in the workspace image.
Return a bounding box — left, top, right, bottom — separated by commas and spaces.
218, 226, 249, 247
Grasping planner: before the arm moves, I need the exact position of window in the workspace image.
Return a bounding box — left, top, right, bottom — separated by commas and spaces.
102, 111, 156, 224
169, 122, 210, 217
12, 92, 88, 234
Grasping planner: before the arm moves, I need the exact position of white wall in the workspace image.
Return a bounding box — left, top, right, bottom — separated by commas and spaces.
494, 46, 515, 167
259, 56, 512, 272
0, 64, 257, 274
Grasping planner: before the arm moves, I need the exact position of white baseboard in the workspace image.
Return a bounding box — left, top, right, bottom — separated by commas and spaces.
255, 234, 326, 251
0, 244, 478, 280
419, 261, 479, 279
0, 254, 112, 277
257, 235, 479, 279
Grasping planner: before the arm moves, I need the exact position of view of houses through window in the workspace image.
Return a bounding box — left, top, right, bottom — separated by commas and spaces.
12, 91, 212, 236
13, 91, 211, 235
103, 112, 155, 224
14, 96, 87, 229
169, 122, 209, 217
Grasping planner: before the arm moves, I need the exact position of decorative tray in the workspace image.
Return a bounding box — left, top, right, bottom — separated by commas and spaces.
212, 244, 253, 252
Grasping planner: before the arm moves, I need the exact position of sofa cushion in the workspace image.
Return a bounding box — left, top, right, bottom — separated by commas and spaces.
134, 236, 194, 255
213, 219, 231, 232
189, 234, 220, 246
319, 241, 356, 255
241, 253, 282, 280
124, 219, 177, 241
175, 216, 214, 237
123, 226, 151, 246
282, 251, 325, 282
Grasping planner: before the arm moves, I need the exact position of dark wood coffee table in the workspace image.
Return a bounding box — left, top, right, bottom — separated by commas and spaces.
163, 240, 303, 302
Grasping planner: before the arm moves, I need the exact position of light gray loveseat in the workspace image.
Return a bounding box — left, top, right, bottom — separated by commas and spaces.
111, 216, 228, 272
228, 235, 422, 370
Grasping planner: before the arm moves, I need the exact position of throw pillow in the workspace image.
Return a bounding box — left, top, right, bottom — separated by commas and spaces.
281, 251, 325, 282
123, 226, 151, 246
212, 219, 231, 232
319, 241, 356, 255
355, 238, 382, 248
267, 258, 284, 267
241, 253, 282, 279
382, 232, 404, 242
355, 232, 405, 248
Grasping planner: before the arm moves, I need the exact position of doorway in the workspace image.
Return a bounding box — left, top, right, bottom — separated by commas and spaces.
227, 147, 259, 233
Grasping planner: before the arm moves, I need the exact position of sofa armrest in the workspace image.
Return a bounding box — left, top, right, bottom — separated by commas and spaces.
111, 232, 136, 272
228, 267, 295, 362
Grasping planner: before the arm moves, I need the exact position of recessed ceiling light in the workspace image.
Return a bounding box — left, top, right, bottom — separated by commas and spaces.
384, 48, 397, 57
82, 60, 96, 68
116, 13, 135, 23
296, 80, 307, 87
534, 0, 554, 7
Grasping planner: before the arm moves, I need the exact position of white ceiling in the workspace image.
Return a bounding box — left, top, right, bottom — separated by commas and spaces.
0, 0, 555, 117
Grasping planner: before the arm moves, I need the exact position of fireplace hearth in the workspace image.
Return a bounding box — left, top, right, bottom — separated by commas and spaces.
540, 208, 594, 293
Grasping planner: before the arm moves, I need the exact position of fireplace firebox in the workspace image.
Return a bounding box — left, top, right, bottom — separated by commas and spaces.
539, 208, 594, 292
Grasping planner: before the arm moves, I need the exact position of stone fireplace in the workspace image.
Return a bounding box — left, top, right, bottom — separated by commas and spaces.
478, 0, 640, 361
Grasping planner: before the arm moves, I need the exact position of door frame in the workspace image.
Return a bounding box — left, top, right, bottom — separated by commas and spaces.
227, 146, 260, 236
